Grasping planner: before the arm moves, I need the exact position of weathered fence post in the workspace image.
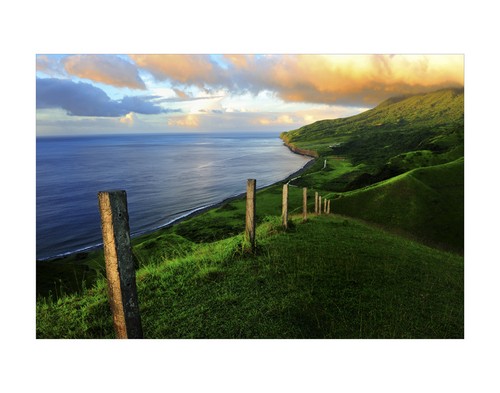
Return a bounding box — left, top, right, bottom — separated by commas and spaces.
282, 183, 289, 229
324, 198, 327, 213
303, 187, 308, 222
327, 199, 331, 214
245, 179, 256, 250
98, 190, 143, 339
318, 196, 322, 215
315, 192, 319, 214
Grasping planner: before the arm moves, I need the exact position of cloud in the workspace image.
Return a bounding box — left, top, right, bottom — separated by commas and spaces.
119, 95, 171, 114
130, 54, 226, 88
131, 54, 464, 106
150, 87, 224, 104
36, 78, 173, 117
119, 112, 136, 125
167, 114, 200, 128
36, 55, 65, 76
256, 114, 295, 125
63, 55, 146, 89
173, 88, 189, 99
225, 54, 465, 106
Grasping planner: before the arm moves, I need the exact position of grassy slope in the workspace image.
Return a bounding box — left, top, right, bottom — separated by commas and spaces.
36, 183, 312, 299
330, 157, 464, 252
281, 88, 464, 168
280, 88, 464, 251
37, 215, 463, 339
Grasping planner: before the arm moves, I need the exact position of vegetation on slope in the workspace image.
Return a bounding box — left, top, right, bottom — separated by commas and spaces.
281, 88, 464, 169
330, 157, 464, 252
37, 215, 463, 339
280, 87, 464, 251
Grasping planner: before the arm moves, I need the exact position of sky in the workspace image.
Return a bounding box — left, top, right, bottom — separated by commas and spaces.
36, 54, 464, 136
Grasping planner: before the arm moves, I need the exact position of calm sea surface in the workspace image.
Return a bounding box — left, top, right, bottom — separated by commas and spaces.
36, 132, 311, 260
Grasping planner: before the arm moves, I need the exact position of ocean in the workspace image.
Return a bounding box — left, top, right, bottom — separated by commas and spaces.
36, 132, 311, 260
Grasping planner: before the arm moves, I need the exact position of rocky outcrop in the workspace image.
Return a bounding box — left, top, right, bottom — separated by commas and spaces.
280, 135, 319, 158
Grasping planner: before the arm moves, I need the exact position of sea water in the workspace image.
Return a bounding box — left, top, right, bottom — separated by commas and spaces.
36, 132, 311, 260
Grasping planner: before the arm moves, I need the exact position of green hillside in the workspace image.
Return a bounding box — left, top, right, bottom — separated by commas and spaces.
330, 157, 464, 251
281, 88, 464, 172
37, 215, 463, 339
281, 87, 464, 251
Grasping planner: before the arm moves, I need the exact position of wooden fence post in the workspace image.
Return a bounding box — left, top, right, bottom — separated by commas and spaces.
324, 198, 327, 213
245, 179, 256, 250
318, 196, 322, 215
315, 192, 319, 214
98, 190, 143, 339
282, 183, 288, 229
327, 199, 331, 214
303, 187, 308, 222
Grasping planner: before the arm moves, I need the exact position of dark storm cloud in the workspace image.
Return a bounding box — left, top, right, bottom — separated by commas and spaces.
36, 78, 174, 117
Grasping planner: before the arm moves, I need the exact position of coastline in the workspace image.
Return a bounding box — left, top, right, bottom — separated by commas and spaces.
37, 146, 317, 263
152, 153, 316, 231
279, 133, 319, 158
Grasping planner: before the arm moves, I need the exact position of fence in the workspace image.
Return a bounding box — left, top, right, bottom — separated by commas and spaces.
97, 180, 333, 339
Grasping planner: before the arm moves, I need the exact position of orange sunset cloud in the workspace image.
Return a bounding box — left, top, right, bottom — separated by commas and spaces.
128, 54, 463, 107
130, 54, 224, 87
225, 54, 464, 105
63, 55, 146, 90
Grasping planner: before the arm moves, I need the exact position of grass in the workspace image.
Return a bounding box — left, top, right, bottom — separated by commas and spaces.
332, 157, 464, 252
37, 215, 463, 339
36, 250, 106, 299
173, 183, 307, 242
289, 156, 367, 192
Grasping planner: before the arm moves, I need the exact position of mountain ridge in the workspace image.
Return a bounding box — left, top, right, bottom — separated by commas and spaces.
281, 87, 464, 187
282, 87, 464, 144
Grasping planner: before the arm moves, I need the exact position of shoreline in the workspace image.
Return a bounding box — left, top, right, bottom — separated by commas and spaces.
37, 147, 317, 263
279, 134, 319, 158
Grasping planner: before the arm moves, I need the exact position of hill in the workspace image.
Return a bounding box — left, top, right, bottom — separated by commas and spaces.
37, 215, 463, 339
329, 157, 464, 252
281, 88, 464, 173
281, 88, 464, 251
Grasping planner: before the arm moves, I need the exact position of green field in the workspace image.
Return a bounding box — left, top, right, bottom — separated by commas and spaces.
37, 214, 463, 339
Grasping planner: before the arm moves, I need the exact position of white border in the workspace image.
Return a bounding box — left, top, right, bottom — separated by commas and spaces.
2, 0, 499, 392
